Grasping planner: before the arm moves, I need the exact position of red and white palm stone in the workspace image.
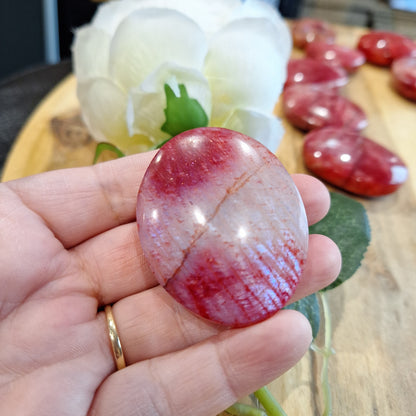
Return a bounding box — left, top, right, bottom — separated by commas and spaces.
137, 127, 308, 327
306, 41, 366, 73
283, 85, 367, 131
285, 58, 349, 91
357, 31, 416, 67
303, 127, 408, 197
391, 56, 416, 101
291, 18, 336, 49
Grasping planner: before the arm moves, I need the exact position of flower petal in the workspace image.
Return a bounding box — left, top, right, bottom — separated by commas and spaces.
230, 0, 292, 60
164, 0, 241, 37
205, 18, 287, 123
109, 8, 207, 90
221, 108, 284, 153
77, 77, 128, 144
127, 63, 212, 145
92, 0, 241, 37
72, 26, 111, 81
91, 0, 144, 35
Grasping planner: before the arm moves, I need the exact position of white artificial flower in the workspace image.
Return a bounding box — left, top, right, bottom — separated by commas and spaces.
72, 0, 291, 154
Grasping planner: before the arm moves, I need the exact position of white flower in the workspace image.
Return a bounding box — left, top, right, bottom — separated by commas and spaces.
72, 0, 291, 154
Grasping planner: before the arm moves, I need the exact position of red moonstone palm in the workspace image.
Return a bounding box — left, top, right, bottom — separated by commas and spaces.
306, 41, 366, 73
137, 128, 308, 327
285, 58, 348, 90
303, 127, 408, 197
291, 18, 336, 49
357, 31, 416, 66
283, 85, 367, 131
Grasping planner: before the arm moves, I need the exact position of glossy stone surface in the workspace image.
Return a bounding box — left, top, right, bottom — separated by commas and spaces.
306, 41, 366, 73
291, 18, 336, 49
391, 56, 416, 101
283, 85, 367, 131
303, 127, 408, 196
285, 58, 348, 90
357, 31, 416, 67
137, 127, 308, 327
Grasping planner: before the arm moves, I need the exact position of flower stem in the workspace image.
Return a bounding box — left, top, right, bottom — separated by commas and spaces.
93, 142, 125, 164
226, 402, 267, 416
254, 387, 288, 416
318, 291, 334, 416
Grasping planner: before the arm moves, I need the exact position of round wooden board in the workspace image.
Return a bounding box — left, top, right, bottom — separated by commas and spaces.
2, 24, 416, 416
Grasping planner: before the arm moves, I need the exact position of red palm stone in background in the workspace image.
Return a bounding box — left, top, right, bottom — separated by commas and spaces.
357, 31, 416, 66
137, 128, 309, 327
303, 127, 408, 197
391, 56, 416, 101
291, 18, 336, 49
285, 58, 349, 90
306, 41, 366, 73
283, 85, 368, 131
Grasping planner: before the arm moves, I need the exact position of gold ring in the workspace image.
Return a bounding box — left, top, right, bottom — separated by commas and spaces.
105, 305, 126, 370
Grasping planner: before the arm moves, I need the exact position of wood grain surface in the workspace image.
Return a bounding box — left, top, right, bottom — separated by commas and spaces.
2, 24, 416, 416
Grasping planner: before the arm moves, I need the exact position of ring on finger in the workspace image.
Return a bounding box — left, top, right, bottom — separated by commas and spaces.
105, 305, 126, 370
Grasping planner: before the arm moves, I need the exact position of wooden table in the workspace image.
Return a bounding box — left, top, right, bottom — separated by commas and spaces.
273, 25, 416, 416
2, 24, 416, 416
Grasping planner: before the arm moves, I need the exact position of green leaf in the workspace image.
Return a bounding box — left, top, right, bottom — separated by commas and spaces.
93, 142, 125, 164
161, 83, 209, 137
284, 293, 320, 339
309, 192, 371, 291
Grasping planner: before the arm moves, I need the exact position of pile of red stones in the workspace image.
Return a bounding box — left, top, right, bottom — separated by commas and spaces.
283, 18, 413, 197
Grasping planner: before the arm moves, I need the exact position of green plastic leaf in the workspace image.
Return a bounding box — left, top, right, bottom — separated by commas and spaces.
93, 142, 125, 164
309, 192, 371, 291
285, 293, 320, 339
161, 83, 209, 137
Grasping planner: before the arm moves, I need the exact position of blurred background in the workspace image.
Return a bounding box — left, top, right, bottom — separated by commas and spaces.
1, 0, 416, 82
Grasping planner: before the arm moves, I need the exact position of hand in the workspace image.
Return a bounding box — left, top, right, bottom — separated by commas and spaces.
0, 152, 341, 416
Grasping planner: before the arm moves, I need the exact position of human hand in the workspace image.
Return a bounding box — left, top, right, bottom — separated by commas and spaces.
0, 151, 341, 415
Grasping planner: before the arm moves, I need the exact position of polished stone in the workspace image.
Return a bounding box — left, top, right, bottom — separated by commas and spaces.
357, 31, 416, 67
303, 127, 408, 196
306, 41, 366, 73
137, 127, 308, 327
285, 58, 349, 90
391, 56, 416, 101
283, 85, 367, 131
291, 18, 336, 49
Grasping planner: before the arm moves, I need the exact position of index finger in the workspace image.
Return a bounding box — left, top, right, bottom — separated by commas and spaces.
5, 151, 157, 248
5, 152, 330, 250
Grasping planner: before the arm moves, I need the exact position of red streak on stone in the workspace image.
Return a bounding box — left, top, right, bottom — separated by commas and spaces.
165, 239, 303, 328
357, 31, 416, 67
146, 128, 240, 195
303, 127, 408, 197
